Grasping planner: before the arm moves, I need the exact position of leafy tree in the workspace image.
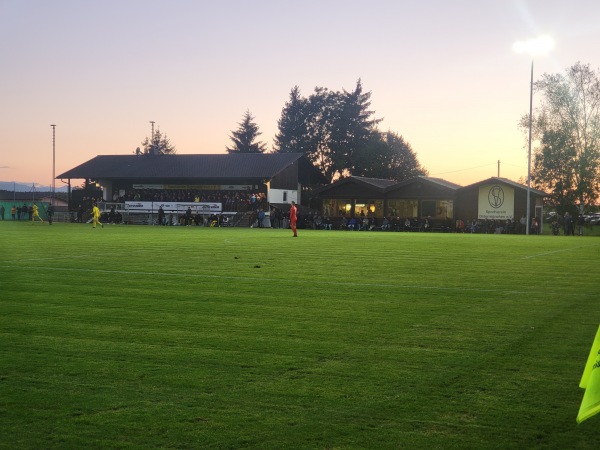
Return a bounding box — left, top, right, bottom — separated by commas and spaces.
140, 129, 176, 155
352, 131, 427, 180
525, 62, 600, 212
274, 80, 392, 182
226, 110, 267, 154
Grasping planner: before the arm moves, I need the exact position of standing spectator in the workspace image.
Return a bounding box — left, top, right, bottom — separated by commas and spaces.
47, 204, 55, 225
531, 217, 539, 235
564, 212, 574, 236
0, 204, 4, 220
290, 201, 298, 237
11, 205, 16, 220
577, 214, 585, 236
257, 209, 265, 228
157, 205, 165, 225
270, 208, 279, 229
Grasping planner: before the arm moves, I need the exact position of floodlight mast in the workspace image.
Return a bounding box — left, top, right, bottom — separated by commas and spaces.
513, 35, 554, 235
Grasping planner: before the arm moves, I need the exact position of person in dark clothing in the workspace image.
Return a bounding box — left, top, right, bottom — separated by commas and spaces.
564, 212, 574, 236
577, 214, 585, 236
47, 204, 55, 225
257, 209, 265, 228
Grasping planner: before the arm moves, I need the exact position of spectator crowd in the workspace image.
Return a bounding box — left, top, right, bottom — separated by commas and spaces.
112, 188, 267, 212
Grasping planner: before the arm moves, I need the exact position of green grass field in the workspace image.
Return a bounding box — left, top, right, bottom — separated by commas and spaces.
1, 221, 600, 449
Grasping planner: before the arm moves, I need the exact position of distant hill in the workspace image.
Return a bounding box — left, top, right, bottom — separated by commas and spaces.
0, 182, 69, 193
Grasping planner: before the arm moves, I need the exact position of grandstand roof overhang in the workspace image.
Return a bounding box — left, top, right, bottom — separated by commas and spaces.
57, 153, 326, 185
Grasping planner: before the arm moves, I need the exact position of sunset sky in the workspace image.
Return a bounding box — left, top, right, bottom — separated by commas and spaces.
2, 0, 599, 188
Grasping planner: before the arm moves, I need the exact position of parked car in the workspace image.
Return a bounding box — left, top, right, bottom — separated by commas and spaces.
589, 213, 600, 225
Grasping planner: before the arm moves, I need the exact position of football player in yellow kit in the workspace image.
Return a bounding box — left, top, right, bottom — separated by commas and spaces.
92, 203, 103, 228
31, 204, 44, 223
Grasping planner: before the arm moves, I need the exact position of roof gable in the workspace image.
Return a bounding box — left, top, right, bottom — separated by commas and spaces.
458, 177, 547, 196
313, 176, 395, 197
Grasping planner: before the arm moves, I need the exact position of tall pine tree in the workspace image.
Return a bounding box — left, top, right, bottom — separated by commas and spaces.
140, 128, 176, 155
330, 79, 382, 177
226, 110, 267, 154
273, 86, 311, 154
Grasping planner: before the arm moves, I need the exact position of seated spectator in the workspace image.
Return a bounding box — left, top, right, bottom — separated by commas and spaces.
340, 216, 348, 230
361, 217, 369, 231
314, 215, 323, 229
381, 217, 390, 231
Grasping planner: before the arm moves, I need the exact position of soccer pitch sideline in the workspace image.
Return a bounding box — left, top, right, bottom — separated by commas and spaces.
1, 221, 599, 449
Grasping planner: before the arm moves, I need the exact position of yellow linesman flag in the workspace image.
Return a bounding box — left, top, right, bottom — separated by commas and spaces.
577, 325, 600, 423
580, 325, 600, 389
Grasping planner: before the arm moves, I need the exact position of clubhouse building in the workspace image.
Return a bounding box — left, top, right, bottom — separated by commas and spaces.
314, 175, 547, 229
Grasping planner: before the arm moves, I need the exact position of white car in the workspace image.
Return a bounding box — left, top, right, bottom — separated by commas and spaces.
588, 213, 600, 225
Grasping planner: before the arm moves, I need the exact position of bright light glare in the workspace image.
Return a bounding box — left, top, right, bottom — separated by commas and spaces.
513, 35, 555, 56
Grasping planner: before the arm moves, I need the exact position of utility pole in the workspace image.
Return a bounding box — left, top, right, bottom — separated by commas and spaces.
51, 124, 56, 206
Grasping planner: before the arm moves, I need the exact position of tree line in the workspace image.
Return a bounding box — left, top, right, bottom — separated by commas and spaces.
136, 80, 426, 184
226, 79, 427, 182
523, 62, 600, 214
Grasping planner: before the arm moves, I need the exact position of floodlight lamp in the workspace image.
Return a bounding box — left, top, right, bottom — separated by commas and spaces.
513, 35, 554, 56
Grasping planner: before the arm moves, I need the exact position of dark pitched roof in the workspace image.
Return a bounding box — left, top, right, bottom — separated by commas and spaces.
349, 176, 398, 189
458, 177, 547, 196
57, 153, 316, 180
384, 176, 462, 193
312, 175, 397, 195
